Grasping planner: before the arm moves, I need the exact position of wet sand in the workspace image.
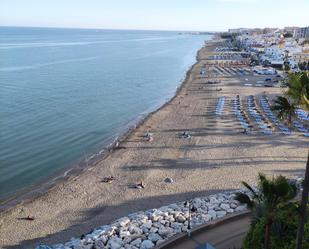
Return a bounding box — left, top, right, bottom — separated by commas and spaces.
0, 40, 308, 249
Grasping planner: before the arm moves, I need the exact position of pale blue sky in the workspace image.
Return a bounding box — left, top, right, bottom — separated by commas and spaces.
1, 0, 308, 31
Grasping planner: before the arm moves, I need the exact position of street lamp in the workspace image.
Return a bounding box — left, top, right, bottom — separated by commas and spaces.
184, 200, 197, 237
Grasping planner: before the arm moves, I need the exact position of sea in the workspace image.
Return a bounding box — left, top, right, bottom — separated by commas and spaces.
0, 26, 211, 201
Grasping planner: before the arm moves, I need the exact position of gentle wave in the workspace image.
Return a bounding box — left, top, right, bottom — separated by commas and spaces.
0, 36, 178, 50
0, 56, 100, 72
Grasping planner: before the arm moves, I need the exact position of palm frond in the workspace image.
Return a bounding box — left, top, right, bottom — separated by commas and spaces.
241, 181, 258, 198
235, 192, 254, 209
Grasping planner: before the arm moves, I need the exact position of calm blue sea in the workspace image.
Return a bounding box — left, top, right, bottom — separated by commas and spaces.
0, 27, 211, 200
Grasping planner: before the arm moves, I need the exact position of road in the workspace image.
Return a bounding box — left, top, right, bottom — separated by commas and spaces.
159, 213, 251, 249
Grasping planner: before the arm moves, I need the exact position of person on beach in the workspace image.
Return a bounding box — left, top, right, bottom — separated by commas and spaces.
144, 132, 154, 142
102, 176, 115, 183
135, 181, 145, 189
17, 216, 35, 221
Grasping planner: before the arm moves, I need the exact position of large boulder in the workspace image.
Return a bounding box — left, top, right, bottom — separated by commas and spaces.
148, 233, 163, 242
220, 203, 230, 211
158, 227, 174, 238
140, 240, 154, 249
207, 209, 217, 219
94, 239, 105, 249
128, 225, 143, 235
176, 215, 186, 223
235, 205, 247, 212
117, 217, 131, 227
108, 238, 123, 249
216, 211, 227, 218
130, 238, 142, 247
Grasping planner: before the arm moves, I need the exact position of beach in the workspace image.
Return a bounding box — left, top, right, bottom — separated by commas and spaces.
0, 40, 308, 249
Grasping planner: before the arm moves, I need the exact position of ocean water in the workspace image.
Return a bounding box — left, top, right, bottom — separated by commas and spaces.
0, 27, 211, 200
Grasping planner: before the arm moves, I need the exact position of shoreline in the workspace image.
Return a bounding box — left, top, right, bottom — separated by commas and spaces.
1, 39, 307, 249
0, 43, 206, 213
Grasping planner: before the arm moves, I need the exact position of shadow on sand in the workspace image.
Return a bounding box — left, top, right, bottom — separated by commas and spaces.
5, 188, 236, 249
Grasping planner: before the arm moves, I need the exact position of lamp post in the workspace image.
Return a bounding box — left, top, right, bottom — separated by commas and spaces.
184, 200, 197, 238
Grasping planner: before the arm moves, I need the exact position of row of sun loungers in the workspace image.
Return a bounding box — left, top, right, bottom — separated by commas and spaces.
260, 96, 309, 137
247, 96, 273, 135
208, 54, 243, 60
214, 47, 235, 52
232, 96, 250, 131
295, 109, 309, 121
213, 66, 250, 77
225, 95, 309, 137
215, 96, 225, 115
293, 120, 309, 135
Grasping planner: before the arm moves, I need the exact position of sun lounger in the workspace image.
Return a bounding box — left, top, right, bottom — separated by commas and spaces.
262, 130, 272, 135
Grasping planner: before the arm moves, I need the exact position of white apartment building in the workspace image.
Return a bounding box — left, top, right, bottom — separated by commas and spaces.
293, 27, 309, 39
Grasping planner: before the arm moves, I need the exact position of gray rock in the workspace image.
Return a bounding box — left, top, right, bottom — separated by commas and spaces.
207, 210, 217, 219
108, 239, 122, 249
37, 246, 53, 249
52, 244, 65, 249
129, 225, 143, 235
117, 217, 131, 227
214, 206, 221, 211
158, 227, 174, 238
193, 198, 203, 208
64, 239, 81, 248
141, 221, 152, 229
156, 239, 165, 246
202, 214, 212, 222
149, 227, 158, 233
209, 197, 219, 204
176, 215, 186, 223
149, 211, 162, 222
119, 231, 131, 238
130, 238, 142, 247
171, 222, 183, 229
173, 226, 182, 234
148, 233, 162, 242
94, 239, 105, 249
123, 236, 132, 244
216, 211, 227, 218
220, 203, 230, 211
207, 204, 218, 210
140, 240, 154, 249
227, 208, 234, 214
230, 202, 238, 209
235, 205, 247, 212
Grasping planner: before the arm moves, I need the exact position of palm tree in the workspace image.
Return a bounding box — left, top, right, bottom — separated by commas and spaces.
236, 173, 297, 249
271, 96, 296, 126
286, 73, 309, 110
272, 72, 309, 249
296, 153, 309, 249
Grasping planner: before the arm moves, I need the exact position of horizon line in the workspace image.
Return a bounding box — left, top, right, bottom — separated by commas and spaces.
0, 25, 223, 33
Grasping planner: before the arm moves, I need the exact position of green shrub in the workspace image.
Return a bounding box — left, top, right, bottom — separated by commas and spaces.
243, 202, 309, 249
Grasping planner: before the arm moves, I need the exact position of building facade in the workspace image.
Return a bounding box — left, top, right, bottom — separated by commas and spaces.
293, 27, 309, 39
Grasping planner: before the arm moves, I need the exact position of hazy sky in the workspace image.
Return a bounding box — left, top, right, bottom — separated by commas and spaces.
1, 0, 308, 31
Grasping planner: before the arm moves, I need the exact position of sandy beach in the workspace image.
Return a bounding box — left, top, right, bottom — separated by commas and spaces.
0, 39, 308, 249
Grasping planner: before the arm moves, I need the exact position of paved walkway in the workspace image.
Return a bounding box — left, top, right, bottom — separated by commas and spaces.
159, 213, 251, 249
